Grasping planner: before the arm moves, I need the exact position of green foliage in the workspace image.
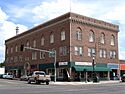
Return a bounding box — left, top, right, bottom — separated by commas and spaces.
0, 62, 5, 67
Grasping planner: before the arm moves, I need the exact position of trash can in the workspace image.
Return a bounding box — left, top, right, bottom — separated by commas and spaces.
93, 76, 100, 83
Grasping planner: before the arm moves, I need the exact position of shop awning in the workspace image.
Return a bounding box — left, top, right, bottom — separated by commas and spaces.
120, 64, 125, 70
73, 66, 85, 71
72, 66, 111, 72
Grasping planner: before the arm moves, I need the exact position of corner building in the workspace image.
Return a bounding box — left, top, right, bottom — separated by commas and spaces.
5, 12, 119, 81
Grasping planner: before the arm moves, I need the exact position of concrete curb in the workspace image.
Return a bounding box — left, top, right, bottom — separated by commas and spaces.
50, 81, 120, 85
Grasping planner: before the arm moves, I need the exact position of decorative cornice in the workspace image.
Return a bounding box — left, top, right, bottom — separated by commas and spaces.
70, 17, 119, 32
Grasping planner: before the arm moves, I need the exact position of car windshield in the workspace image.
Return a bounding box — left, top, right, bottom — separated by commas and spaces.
35, 72, 45, 75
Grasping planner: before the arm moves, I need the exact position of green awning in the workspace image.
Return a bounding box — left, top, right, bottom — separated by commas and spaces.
73, 66, 84, 71
73, 66, 111, 72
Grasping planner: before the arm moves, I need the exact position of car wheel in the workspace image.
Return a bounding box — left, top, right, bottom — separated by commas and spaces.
46, 81, 49, 85
28, 79, 31, 84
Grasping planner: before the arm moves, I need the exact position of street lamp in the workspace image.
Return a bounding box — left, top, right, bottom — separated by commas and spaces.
92, 54, 96, 82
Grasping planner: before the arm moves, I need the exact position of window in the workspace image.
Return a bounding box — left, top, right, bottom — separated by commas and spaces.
111, 35, 115, 46
33, 40, 36, 47
110, 51, 116, 59
15, 45, 18, 52
50, 33, 54, 43
100, 33, 105, 44
89, 30, 95, 42
47, 69, 54, 75
59, 46, 67, 56
26, 41, 30, 47
99, 49, 106, 58
61, 30, 66, 41
14, 56, 18, 62
11, 47, 13, 53
32, 51, 37, 60
19, 55, 23, 62
74, 46, 83, 56
76, 28, 82, 40
6, 48, 9, 54
58, 68, 64, 77
40, 51, 45, 59
88, 48, 95, 57
41, 36, 45, 46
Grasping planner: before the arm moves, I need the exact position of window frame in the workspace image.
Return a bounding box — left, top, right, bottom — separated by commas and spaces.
61, 30, 66, 41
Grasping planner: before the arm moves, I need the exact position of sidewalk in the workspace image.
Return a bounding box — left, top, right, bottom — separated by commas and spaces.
50, 80, 120, 85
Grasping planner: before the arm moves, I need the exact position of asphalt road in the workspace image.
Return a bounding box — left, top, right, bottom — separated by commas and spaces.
0, 79, 125, 94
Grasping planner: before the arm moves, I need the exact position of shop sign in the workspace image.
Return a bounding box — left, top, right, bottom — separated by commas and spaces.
108, 63, 119, 69
59, 62, 68, 66
75, 62, 92, 66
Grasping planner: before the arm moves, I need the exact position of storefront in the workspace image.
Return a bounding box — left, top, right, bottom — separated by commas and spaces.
39, 62, 111, 81
5, 66, 23, 78
120, 64, 125, 76
107, 63, 119, 80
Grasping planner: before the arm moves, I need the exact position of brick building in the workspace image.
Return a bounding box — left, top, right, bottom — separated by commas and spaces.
5, 12, 119, 81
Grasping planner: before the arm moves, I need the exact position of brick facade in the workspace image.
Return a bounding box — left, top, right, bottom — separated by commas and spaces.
5, 12, 119, 81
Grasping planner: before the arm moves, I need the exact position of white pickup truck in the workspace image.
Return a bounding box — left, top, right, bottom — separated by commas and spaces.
27, 71, 51, 85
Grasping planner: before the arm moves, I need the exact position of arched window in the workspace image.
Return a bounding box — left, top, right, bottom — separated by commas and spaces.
33, 40, 36, 47
41, 36, 45, 46
26, 40, 30, 47
15, 45, 18, 52
89, 30, 95, 42
61, 30, 65, 41
111, 35, 115, 46
50, 33, 54, 43
76, 28, 82, 40
100, 33, 105, 44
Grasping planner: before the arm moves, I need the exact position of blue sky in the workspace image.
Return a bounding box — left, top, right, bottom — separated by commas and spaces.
0, 0, 125, 63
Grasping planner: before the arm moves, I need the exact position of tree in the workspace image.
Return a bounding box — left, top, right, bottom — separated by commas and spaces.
0, 61, 5, 67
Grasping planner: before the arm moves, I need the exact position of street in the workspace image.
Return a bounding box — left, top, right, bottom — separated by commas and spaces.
0, 79, 125, 94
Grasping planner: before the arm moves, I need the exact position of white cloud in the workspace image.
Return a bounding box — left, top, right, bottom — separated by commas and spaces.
0, 7, 8, 23
0, 7, 28, 62
32, 0, 125, 60
32, 0, 70, 21
1, 0, 125, 61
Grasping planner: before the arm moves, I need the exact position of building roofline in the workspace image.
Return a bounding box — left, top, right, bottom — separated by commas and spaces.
5, 12, 119, 43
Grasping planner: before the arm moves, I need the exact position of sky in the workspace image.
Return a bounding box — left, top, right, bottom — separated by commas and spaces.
0, 0, 125, 63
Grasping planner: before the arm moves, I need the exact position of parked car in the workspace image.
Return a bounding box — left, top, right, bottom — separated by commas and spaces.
3, 73, 14, 79
27, 71, 51, 85
0, 74, 3, 78
121, 74, 125, 82
20, 75, 29, 81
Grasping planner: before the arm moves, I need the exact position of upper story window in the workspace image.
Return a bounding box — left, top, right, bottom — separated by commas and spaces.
76, 28, 82, 40
32, 51, 37, 60
111, 34, 115, 46
26, 41, 30, 47
11, 47, 13, 53
15, 45, 18, 52
88, 48, 95, 57
50, 33, 54, 43
6, 48, 9, 54
74, 46, 83, 56
33, 40, 36, 48
109, 50, 116, 59
99, 49, 106, 58
40, 51, 45, 59
89, 30, 95, 42
100, 33, 105, 44
61, 30, 66, 41
59, 46, 67, 56
41, 36, 45, 46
